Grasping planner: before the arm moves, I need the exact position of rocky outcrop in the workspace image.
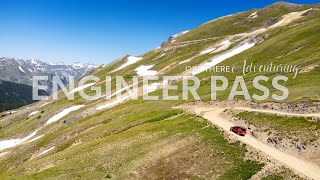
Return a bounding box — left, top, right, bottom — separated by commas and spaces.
265, 17, 282, 27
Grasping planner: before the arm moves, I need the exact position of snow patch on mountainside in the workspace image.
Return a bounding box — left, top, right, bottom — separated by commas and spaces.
159, 53, 166, 58
69, 83, 96, 94
0, 105, 85, 151
28, 111, 39, 116
200, 47, 217, 55
96, 96, 130, 110
19, 66, 26, 73
5, 110, 17, 114
135, 65, 158, 76
112, 56, 143, 72
46, 105, 85, 125
0, 128, 41, 151
192, 42, 255, 75
28, 135, 44, 143
31, 59, 40, 66
248, 11, 258, 19
211, 40, 232, 54
145, 82, 162, 93
179, 58, 192, 65
38, 147, 55, 156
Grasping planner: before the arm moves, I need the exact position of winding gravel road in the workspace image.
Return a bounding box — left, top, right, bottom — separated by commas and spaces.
187, 106, 320, 180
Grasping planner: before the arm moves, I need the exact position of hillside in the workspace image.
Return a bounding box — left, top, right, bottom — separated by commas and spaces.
0, 2, 319, 179
0, 79, 49, 113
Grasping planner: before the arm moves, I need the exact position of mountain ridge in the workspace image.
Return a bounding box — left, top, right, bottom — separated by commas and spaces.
0, 57, 96, 86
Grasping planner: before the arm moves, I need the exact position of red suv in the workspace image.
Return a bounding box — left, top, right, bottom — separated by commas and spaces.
230, 126, 247, 136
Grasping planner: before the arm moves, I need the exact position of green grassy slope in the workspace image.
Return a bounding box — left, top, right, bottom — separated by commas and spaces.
0, 100, 263, 179
176, 2, 310, 42
0, 2, 319, 179
192, 10, 320, 102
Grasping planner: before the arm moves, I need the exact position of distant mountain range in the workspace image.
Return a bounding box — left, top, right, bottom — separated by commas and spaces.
0, 57, 96, 112
0, 57, 96, 86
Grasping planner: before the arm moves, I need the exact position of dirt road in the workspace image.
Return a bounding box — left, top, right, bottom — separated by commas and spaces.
186, 106, 320, 180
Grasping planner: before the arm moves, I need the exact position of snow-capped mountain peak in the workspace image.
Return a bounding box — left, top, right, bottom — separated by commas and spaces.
0, 57, 96, 86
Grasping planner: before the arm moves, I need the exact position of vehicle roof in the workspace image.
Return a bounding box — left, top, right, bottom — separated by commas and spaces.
235, 126, 246, 130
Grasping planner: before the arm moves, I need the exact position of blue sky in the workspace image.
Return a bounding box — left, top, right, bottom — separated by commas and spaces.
0, 0, 318, 65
